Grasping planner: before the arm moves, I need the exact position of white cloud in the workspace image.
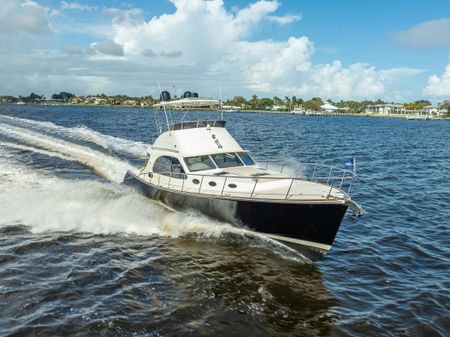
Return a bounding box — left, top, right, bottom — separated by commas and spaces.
105, 0, 402, 99
60, 1, 96, 12
87, 39, 124, 56
233, 0, 279, 33
266, 14, 301, 25
0, 0, 52, 35
245, 36, 313, 92
393, 18, 450, 50
423, 55, 450, 98
306, 62, 385, 99
49, 9, 63, 17
380, 67, 427, 79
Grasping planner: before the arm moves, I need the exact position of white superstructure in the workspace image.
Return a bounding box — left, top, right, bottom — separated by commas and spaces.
132, 98, 357, 203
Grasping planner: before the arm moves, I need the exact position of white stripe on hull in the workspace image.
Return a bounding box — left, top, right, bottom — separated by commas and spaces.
259, 232, 332, 252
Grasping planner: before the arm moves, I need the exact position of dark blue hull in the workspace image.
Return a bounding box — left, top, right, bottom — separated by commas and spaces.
123, 171, 348, 254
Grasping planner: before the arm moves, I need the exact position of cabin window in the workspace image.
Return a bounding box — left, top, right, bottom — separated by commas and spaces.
184, 155, 216, 172
211, 153, 243, 168
153, 156, 186, 178
237, 152, 256, 166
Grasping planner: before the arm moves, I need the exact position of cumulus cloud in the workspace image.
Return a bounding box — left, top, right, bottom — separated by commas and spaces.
306, 62, 384, 99
423, 55, 450, 97
0, 0, 52, 35
103, 0, 395, 99
393, 18, 450, 50
87, 39, 124, 56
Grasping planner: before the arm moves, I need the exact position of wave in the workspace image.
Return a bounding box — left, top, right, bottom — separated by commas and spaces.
0, 122, 131, 182
0, 114, 149, 157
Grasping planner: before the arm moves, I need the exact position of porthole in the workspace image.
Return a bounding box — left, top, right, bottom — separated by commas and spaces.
192, 179, 200, 184
209, 181, 217, 187
228, 183, 237, 188
148, 173, 153, 178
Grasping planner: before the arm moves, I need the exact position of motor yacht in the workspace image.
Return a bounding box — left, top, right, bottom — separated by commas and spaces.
123, 92, 364, 255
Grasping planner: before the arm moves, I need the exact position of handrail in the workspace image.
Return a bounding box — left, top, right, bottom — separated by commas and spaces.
256, 160, 356, 178
137, 160, 356, 202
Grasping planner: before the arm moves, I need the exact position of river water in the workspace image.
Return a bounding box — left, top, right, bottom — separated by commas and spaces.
0, 105, 448, 336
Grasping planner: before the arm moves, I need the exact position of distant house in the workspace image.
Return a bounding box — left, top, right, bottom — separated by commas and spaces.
408, 105, 447, 117
221, 105, 240, 112
437, 108, 448, 116
69, 97, 83, 104
122, 99, 138, 106
366, 104, 405, 114
422, 105, 438, 115
320, 103, 339, 112
271, 105, 286, 111
94, 97, 107, 105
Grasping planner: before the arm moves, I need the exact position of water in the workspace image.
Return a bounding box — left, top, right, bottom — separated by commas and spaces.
0, 105, 449, 336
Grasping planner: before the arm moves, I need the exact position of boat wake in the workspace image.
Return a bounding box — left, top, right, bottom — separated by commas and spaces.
0, 115, 309, 262
0, 114, 148, 157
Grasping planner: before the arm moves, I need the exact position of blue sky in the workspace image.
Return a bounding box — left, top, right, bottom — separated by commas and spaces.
1, 0, 450, 102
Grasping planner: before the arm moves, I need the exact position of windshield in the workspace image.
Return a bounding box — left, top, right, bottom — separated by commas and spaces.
237, 152, 255, 166
184, 155, 216, 172
211, 153, 244, 168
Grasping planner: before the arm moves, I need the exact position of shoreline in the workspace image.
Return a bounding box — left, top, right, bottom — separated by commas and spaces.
1, 103, 448, 120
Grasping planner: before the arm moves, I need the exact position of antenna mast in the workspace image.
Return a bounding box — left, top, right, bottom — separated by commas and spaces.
219, 83, 224, 120
157, 80, 171, 133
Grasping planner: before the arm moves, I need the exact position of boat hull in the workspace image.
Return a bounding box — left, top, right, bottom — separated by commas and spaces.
123, 171, 348, 255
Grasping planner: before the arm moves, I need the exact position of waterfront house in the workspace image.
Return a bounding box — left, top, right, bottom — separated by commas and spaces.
437, 108, 448, 116
122, 99, 138, 106
320, 103, 339, 112
421, 105, 448, 116
271, 105, 286, 111
422, 105, 438, 115
366, 104, 405, 114
94, 97, 107, 105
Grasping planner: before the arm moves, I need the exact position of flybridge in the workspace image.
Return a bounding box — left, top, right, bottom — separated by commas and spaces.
152, 89, 224, 135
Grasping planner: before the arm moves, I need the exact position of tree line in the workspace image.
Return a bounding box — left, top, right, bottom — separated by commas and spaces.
1, 92, 449, 114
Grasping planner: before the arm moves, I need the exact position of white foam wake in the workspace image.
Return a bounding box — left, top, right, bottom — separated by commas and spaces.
0, 114, 149, 157
0, 122, 131, 182
0, 156, 252, 243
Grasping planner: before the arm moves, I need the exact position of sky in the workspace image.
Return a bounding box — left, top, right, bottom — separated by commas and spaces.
1, 0, 450, 102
